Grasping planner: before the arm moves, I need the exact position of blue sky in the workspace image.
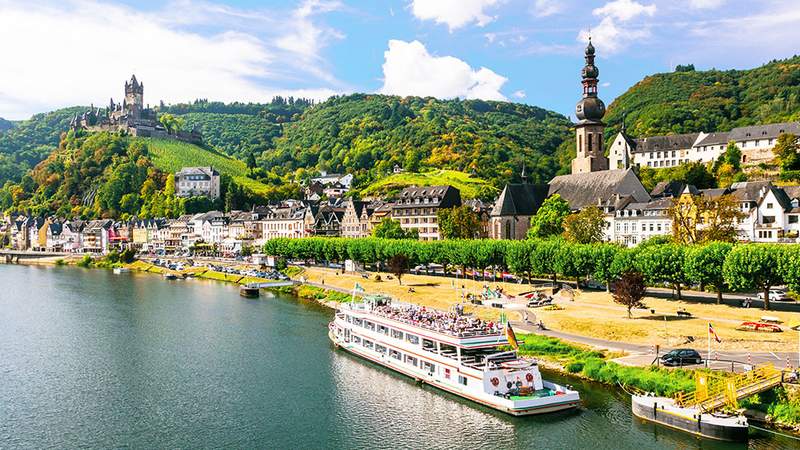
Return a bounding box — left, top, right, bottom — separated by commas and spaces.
1, 0, 798, 120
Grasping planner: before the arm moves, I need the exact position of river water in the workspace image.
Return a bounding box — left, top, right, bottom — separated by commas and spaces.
0, 264, 795, 449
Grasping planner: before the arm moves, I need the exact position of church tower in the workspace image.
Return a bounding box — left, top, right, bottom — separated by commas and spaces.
571, 39, 609, 174
124, 75, 144, 121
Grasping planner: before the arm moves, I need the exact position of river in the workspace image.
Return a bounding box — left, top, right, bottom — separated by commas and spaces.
0, 264, 795, 449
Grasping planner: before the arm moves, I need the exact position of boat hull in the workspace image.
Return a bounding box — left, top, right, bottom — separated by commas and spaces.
329, 329, 580, 416
632, 396, 749, 442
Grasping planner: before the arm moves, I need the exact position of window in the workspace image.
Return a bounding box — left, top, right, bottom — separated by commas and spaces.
377, 324, 389, 335
363, 339, 374, 350
352, 336, 361, 344
766, 203, 774, 209
389, 349, 402, 360
391, 329, 403, 340
790, 215, 799, 224
406, 334, 419, 345
404, 355, 418, 367
762, 216, 776, 224
422, 361, 436, 374
364, 321, 376, 331
375, 344, 387, 354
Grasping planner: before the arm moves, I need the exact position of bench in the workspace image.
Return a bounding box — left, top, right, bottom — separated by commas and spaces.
676, 310, 692, 318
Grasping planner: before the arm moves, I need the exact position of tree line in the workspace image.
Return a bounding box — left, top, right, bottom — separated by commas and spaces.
263, 237, 800, 310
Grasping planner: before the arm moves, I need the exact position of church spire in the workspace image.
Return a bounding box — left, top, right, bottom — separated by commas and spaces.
571, 39, 609, 174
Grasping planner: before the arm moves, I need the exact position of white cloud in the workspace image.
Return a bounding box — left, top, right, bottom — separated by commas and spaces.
512, 90, 526, 99
0, 0, 343, 119
409, 0, 500, 31
687, 0, 725, 9
379, 40, 507, 101
593, 0, 656, 22
532, 0, 562, 17
578, 16, 650, 54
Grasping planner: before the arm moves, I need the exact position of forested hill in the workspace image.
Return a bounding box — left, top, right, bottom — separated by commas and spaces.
263, 94, 572, 187
0, 118, 14, 133
604, 55, 800, 138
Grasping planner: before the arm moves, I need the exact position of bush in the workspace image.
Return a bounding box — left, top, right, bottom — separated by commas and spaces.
54, 259, 66, 266
76, 255, 93, 268
565, 361, 584, 373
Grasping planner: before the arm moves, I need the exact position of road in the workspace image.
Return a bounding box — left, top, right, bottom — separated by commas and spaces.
511, 319, 799, 371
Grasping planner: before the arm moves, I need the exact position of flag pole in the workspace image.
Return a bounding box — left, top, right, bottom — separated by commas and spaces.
707, 323, 711, 368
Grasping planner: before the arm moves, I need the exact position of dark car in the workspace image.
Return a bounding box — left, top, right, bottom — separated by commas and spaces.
660, 349, 702, 367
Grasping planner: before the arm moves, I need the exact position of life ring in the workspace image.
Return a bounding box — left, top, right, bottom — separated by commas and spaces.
525, 373, 534, 383
490, 377, 499, 387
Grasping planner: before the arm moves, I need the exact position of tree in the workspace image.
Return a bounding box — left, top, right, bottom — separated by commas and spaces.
528, 194, 570, 239
388, 253, 409, 285
246, 152, 258, 173
158, 113, 185, 134
438, 206, 481, 239
684, 242, 733, 304
675, 64, 695, 72
562, 206, 606, 244
723, 244, 784, 310
669, 194, 743, 244
636, 244, 687, 299
372, 218, 415, 239
773, 133, 800, 171
591, 243, 619, 292
613, 271, 647, 319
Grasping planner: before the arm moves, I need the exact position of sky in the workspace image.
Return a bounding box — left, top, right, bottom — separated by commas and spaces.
1, 0, 799, 120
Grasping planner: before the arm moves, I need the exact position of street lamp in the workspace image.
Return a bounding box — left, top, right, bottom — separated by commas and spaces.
792, 321, 800, 370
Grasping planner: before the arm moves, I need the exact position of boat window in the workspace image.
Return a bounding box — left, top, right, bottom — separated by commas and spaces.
389, 349, 402, 360
352, 336, 361, 344
458, 376, 468, 386
364, 321, 375, 331
422, 339, 436, 352
406, 334, 419, 345
422, 361, 436, 373
377, 324, 389, 335
391, 329, 403, 340
363, 340, 374, 350
352, 317, 363, 326
375, 344, 387, 354
346, 315, 352, 323
404, 355, 418, 367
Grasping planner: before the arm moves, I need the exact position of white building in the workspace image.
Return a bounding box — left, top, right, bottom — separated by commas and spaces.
175, 167, 221, 199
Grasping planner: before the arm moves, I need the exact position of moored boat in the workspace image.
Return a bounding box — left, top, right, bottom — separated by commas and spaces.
631, 395, 748, 442
163, 273, 178, 280
328, 294, 580, 416
112, 267, 130, 274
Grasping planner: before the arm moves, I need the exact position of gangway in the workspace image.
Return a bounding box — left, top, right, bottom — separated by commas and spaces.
675, 364, 784, 412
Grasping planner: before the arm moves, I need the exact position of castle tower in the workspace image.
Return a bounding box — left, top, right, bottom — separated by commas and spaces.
571, 38, 609, 175
124, 75, 144, 121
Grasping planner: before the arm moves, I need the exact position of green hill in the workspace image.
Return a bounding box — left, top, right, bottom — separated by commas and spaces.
359, 169, 497, 200
264, 94, 572, 188
143, 138, 271, 196
0, 118, 15, 133
605, 55, 800, 138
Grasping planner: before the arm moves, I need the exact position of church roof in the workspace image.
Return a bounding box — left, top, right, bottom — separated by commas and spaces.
548, 168, 650, 210
490, 183, 549, 217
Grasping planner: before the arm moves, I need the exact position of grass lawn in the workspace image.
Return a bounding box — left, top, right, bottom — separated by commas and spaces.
359, 169, 497, 199
142, 138, 272, 195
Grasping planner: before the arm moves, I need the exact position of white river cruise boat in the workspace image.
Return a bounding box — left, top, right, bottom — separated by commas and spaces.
328, 295, 581, 416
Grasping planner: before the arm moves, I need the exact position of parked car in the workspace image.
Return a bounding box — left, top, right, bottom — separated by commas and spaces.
660, 349, 703, 367
757, 290, 792, 302
584, 279, 606, 290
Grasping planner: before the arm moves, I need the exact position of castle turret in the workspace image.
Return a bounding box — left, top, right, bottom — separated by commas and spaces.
571, 38, 609, 175
124, 74, 144, 121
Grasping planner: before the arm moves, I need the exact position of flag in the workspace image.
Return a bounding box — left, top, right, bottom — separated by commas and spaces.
506, 321, 519, 350
708, 322, 721, 343
354, 282, 365, 293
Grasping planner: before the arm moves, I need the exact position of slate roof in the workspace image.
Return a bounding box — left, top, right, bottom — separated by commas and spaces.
693, 132, 728, 147
729, 122, 800, 141
729, 181, 773, 203
548, 168, 651, 210
633, 133, 699, 154
175, 166, 219, 178
651, 181, 691, 198
393, 185, 461, 210
490, 183, 549, 217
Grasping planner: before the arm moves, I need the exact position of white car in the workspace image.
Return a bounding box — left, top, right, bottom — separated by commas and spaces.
757, 290, 792, 302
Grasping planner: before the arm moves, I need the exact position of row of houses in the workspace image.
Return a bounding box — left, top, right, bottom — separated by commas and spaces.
608, 121, 800, 170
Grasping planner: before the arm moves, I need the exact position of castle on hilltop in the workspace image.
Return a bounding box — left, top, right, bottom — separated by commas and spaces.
70, 75, 202, 145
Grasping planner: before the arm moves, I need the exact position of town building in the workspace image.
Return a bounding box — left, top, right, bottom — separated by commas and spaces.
175, 167, 221, 199
341, 200, 375, 238
391, 185, 461, 240
489, 170, 548, 239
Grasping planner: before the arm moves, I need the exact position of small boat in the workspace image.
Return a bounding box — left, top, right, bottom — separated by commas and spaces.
163, 273, 178, 280
329, 294, 580, 416
632, 395, 748, 442
112, 267, 130, 274
239, 284, 260, 298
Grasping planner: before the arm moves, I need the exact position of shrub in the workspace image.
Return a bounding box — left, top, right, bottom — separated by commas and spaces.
76, 255, 93, 268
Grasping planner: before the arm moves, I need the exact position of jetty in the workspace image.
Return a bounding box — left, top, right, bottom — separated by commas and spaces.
239, 281, 297, 298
